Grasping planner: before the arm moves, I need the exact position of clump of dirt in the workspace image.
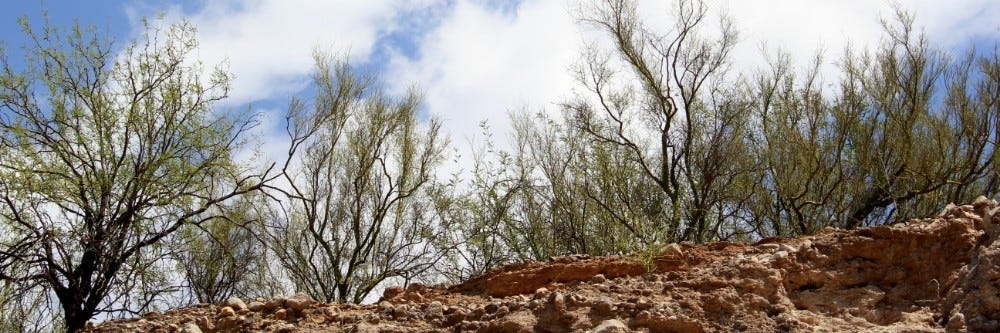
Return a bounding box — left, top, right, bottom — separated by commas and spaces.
83, 198, 1000, 332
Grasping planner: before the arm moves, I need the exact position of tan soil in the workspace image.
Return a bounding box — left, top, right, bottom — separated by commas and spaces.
82, 198, 1000, 332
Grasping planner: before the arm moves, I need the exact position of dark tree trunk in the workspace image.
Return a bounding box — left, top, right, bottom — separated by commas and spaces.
58, 289, 95, 333
64, 308, 91, 333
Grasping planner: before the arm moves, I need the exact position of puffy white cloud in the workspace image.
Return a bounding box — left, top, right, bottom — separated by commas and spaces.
382, 0, 582, 175
146, 0, 1000, 109
712, 0, 1000, 80
133, 0, 401, 106
385, 0, 581, 143
123, 0, 413, 170
130, 0, 999, 173
377, 0, 991, 176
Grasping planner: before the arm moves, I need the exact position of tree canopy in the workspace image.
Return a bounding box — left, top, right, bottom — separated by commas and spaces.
0, 18, 272, 332
0, 1, 998, 331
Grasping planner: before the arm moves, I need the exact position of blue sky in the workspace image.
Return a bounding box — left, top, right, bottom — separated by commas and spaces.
3, 0, 1000, 174
1, 1, 132, 34
1, 2, 126, 64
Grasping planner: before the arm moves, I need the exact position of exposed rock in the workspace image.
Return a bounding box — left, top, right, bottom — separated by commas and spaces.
424, 301, 444, 320
593, 297, 615, 316
381, 286, 404, 302
549, 292, 566, 313
480, 311, 535, 333
263, 298, 282, 311
938, 198, 1000, 332
285, 292, 315, 311
180, 322, 202, 333
82, 200, 1000, 333
273, 323, 295, 333
591, 319, 629, 333
272, 308, 288, 321
196, 316, 213, 331
225, 297, 247, 311
946, 312, 965, 330
218, 306, 235, 317
659, 243, 684, 258
247, 301, 265, 312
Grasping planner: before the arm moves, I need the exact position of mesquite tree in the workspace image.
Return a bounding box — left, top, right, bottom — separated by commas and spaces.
564, 0, 753, 242
748, 9, 1000, 233
0, 19, 271, 332
270, 53, 448, 304
170, 192, 284, 305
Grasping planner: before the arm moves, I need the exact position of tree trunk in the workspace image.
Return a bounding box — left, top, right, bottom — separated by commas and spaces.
61, 297, 93, 333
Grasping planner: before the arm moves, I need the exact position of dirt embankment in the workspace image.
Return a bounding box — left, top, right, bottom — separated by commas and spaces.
84, 198, 1000, 332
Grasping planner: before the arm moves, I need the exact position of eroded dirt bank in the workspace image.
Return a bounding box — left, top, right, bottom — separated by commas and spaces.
84, 198, 1000, 332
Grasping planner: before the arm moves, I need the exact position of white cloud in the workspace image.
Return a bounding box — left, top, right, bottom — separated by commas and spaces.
143, 0, 401, 106
384, 0, 582, 174
123, 0, 417, 172
376, 0, 1000, 177
143, 0, 1000, 110
709, 0, 1000, 80
126, 0, 1000, 174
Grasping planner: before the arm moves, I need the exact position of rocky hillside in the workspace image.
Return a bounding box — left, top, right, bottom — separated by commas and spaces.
83, 198, 1000, 332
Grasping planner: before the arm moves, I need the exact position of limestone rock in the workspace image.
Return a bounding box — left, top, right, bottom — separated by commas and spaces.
225, 297, 247, 311
591, 319, 629, 333
285, 292, 315, 311
218, 306, 236, 317
78, 200, 1000, 333
659, 243, 683, 258
247, 301, 265, 312
180, 322, 202, 333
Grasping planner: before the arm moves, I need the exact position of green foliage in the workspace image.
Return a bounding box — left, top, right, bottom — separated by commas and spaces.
172, 193, 283, 305
0, 1, 997, 329
437, 0, 1000, 279
0, 17, 270, 331
565, 0, 749, 243
268, 52, 448, 304
747, 9, 1000, 234
0, 279, 57, 333
633, 242, 662, 274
